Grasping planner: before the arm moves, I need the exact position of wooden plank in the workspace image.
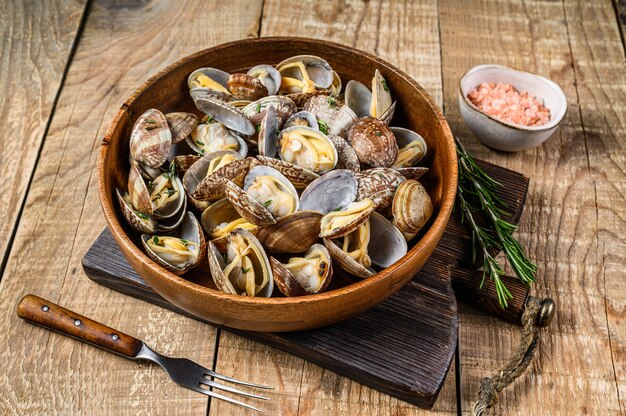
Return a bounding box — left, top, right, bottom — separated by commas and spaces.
210, 1, 456, 415
0, 0, 87, 273
0, 1, 262, 415
563, 1, 626, 411
439, 0, 622, 413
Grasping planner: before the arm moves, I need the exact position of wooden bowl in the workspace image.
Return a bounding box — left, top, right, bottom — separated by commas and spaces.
98, 37, 457, 332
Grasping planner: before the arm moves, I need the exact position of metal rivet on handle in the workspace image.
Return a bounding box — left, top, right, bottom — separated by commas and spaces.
111, 334, 119, 341
42, 305, 49, 312
74, 319, 82, 326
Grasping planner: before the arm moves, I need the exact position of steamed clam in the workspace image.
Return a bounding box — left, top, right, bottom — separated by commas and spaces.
224, 165, 299, 226
345, 69, 396, 124
278, 126, 338, 174
207, 229, 274, 297
141, 212, 205, 275
276, 55, 333, 94
271, 244, 333, 296
391, 127, 427, 168
120, 54, 437, 300
188, 120, 248, 156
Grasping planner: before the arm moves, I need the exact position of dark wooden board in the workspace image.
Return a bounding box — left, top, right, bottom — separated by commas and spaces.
82, 160, 529, 409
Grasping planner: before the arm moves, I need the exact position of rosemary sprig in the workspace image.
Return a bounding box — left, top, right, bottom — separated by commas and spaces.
455, 137, 536, 307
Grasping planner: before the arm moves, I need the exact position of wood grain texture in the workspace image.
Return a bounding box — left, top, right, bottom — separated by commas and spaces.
564, 1, 626, 411
212, 1, 452, 415
0, 0, 86, 272
0, 1, 262, 415
439, 0, 624, 413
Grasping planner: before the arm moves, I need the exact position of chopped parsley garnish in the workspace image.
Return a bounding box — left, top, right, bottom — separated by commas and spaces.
255, 124, 261, 132
274, 127, 281, 136
317, 119, 329, 135
136, 211, 149, 220
145, 118, 156, 124
332, 206, 343, 212
241, 267, 251, 274
327, 96, 336, 109
375, 131, 382, 137
145, 125, 158, 131
381, 79, 390, 92
165, 188, 177, 196
256, 102, 261, 113
152, 235, 161, 245
262, 199, 272, 207
222, 253, 228, 263
180, 239, 189, 246
195, 140, 205, 145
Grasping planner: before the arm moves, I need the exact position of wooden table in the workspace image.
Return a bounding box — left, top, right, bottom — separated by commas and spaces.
0, 1, 624, 414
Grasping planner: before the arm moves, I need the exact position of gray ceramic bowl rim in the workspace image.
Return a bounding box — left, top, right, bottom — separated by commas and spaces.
458, 64, 567, 132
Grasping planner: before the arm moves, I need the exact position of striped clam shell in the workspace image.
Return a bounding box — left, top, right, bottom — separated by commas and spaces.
303, 95, 358, 138
347, 117, 398, 167
129, 109, 172, 168
356, 167, 406, 211
165, 112, 198, 144
228, 73, 269, 101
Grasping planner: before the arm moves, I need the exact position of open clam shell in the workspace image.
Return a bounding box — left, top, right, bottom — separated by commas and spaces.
116, 188, 157, 234
149, 172, 186, 219
277, 55, 334, 93
228, 73, 269, 101
183, 151, 251, 201
330, 71, 342, 97
165, 112, 198, 144
256, 156, 319, 189
190, 88, 254, 136
258, 105, 280, 157
323, 237, 374, 279
247, 65, 282, 96
256, 210, 323, 254
278, 126, 338, 174
129, 109, 172, 168
347, 117, 398, 167
156, 196, 188, 232
391, 127, 427, 168
284, 111, 318, 130
207, 229, 274, 297
303, 95, 358, 138
271, 244, 333, 296
243, 165, 300, 213
344, 70, 396, 124
127, 163, 153, 214
188, 67, 232, 101
187, 121, 248, 157
356, 167, 406, 211
141, 212, 206, 275
201, 198, 258, 251
328, 135, 360, 172
319, 198, 375, 238
368, 211, 407, 267
242, 95, 297, 127
130, 157, 162, 181
299, 169, 358, 214
392, 179, 433, 240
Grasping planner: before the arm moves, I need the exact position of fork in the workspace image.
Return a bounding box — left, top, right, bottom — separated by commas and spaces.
17, 294, 272, 413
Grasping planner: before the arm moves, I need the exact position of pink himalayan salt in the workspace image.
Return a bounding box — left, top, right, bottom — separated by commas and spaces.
467, 82, 551, 127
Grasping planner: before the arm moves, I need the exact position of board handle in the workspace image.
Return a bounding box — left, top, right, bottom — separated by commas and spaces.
450, 268, 554, 326
16, 294, 142, 358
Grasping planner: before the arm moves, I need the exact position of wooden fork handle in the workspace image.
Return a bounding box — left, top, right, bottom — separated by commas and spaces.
17, 294, 142, 358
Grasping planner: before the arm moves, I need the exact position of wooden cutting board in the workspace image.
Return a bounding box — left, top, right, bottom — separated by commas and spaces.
82, 160, 529, 409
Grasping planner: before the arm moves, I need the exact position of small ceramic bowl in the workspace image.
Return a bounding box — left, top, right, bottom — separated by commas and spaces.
458, 64, 567, 152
